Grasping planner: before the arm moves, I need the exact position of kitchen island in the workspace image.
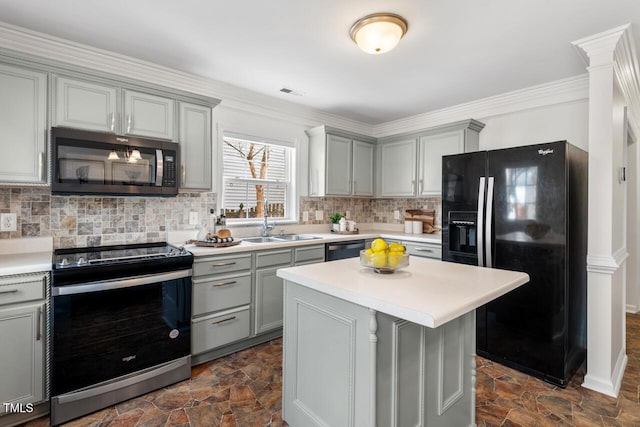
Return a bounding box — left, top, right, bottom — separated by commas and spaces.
276, 257, 529, 427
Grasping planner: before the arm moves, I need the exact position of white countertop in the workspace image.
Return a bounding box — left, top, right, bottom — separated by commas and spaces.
181, 230, 442, 257
277, 257, 529, 329
0, 237, 53, 276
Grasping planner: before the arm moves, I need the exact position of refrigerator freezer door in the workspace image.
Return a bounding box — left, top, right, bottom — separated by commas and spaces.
442, 151, 487, 265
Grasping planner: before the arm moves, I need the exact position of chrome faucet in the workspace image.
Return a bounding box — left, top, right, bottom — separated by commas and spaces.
262, 199, 275, 237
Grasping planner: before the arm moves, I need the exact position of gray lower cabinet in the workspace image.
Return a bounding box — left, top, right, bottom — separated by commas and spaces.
191, 244, 325, 362
402, 241, 442, 259
191, 253, 252, 356
0, 63, 47, 185
0, 272, 49, 416
255, 249, 293, 335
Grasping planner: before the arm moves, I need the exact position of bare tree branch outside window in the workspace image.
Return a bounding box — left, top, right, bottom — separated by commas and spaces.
224, 140, 271, 217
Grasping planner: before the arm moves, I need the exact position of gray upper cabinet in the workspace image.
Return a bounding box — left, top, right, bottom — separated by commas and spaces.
378, 138, 417, 197
123, 89, 175, 140
179, 102, 212, 190
54, 76, 117, 133
326, 134, 352, 195
0, 63, 47, 185
307, 125, 375, 197
53, 76, 177, 140
378, 119, 484, 197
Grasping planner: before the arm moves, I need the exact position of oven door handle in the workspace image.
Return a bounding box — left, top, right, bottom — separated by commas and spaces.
52, 269, 192, 296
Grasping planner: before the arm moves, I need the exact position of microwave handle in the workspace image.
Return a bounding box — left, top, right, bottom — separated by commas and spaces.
156, 149, 164, 186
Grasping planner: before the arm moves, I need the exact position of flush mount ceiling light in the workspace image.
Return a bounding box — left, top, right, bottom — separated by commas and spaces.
350, 12, 408, 54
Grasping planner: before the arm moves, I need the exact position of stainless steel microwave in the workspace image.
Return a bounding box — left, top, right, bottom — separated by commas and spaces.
51, 127, 179, 196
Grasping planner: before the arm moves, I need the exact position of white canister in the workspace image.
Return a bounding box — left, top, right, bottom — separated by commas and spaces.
404, 220, 414, 234
412, 220, 423, 234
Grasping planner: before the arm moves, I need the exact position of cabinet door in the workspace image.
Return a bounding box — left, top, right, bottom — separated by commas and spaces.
54, 76, 117, 133
123, 90, 175, 140
255, 266, 287, 334
418, 130, 464, 196
0, 302, 44, 411
179, 102, 211, 190
352, 140, 374, 196
0, 64, 47, 184
379, 139, 417, 197
325, 134, 352, 195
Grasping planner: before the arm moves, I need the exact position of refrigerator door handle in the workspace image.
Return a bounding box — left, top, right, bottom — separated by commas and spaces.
477, 177, 486, 267
485, 177, 495, 268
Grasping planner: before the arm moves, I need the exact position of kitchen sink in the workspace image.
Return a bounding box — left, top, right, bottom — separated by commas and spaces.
242, 237, 282, 243
272, 234, 320, 241
241, 235, 321, 244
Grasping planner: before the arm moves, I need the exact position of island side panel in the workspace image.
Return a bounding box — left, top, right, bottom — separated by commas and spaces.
283, 280, 374, 427
376, 311, 476, 427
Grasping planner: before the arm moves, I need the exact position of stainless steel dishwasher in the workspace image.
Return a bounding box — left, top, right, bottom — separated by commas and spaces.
325, 239, 366, 261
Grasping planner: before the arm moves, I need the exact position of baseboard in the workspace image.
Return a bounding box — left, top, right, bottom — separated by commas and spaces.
582, 348, 628, 397
626, 304, 640, 313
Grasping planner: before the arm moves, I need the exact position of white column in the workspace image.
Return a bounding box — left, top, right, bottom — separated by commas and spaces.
572, 25, 635, 397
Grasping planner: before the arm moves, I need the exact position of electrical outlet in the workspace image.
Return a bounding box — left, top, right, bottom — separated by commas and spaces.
302, 211, 309, 222
188, 211, 199, 225
315, 210, 323, 221
1, 213, 17, 231
345, 211, 350, 219
393, 210, 400, 220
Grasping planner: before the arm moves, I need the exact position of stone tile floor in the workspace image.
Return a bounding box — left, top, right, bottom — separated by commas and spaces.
22, 313, 640, 426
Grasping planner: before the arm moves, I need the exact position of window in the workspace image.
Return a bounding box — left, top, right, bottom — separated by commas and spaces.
505, 166, 537, 220
221, 135, 295, 222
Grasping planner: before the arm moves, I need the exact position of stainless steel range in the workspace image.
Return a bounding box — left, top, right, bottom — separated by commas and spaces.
50, 242, 193, 426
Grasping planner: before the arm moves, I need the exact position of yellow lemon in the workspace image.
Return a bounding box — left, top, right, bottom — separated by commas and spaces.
389, 242, 406, 253
371, 252, 387, 267
388, 252, 403, 267
371, 238, 388, 253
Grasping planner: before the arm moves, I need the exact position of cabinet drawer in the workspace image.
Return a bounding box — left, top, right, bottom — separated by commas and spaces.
193, 254, 252, 277
256, 249, 292, 268
402, 242, 442, 259
0, 273, 47, 306
192, 273, 251, 317
191, 307, 250, 355
294, 245, 325, 264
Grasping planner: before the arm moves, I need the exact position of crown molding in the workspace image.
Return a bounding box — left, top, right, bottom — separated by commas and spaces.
0, 21, 372, 136
572, 24, 630, 66
613, 26, 640, 131
372, 74, 589, 138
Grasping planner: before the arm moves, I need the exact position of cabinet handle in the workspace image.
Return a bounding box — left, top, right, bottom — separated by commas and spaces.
415, 248, 434, 253
182, 164, 186, 185
36, 306, 42, 341
211, 261, 236, 268
353, 180, 357, 194
419, 179, 423, 194
212, 280, 236, 287
212, 316, 236, 325
0, 289, 18, 295
39, 152, 45, 182
110, 112, 115, 132
126, 114, 132, 134
412, 180, 416, 194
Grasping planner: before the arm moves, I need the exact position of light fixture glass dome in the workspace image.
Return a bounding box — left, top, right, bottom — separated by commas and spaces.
350, 13, 408, 54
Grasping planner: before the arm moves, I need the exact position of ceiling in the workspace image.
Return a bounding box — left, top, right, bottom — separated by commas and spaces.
0, 0, 638, 125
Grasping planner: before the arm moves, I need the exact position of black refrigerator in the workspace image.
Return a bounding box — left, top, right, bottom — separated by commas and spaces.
441, 140, 587, 387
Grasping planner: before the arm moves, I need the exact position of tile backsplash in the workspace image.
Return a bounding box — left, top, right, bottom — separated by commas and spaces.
0, 188, 215, 248
299, 196, 442, 225
1, 188, 441, 248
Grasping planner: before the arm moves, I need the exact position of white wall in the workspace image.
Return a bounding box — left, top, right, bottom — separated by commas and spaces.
477, 101, 589, 151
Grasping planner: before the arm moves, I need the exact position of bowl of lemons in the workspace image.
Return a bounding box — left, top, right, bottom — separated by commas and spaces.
360, 238, 409, 274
